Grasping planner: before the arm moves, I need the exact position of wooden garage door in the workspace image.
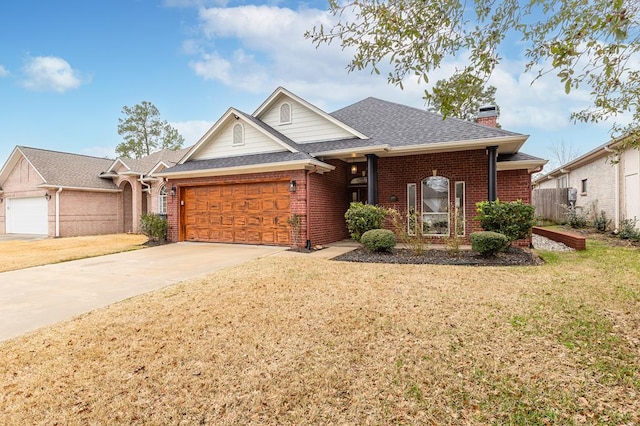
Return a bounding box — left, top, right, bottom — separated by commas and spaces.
183, 181, 291, 245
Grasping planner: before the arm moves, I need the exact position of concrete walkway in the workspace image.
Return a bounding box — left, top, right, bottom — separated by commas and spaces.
0, 243, 286, 342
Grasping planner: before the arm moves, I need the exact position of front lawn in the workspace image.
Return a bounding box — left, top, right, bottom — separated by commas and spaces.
0, 234, 149, 272
0, 240, 638, 424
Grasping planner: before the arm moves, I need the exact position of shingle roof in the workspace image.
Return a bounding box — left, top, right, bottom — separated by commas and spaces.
329, 97, 523, 147
165, 151, 317, 173
18, 146, 118, 190
498, 152, 544, 162
118, 147, 190, 174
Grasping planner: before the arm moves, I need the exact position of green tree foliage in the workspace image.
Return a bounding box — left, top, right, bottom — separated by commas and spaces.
116, 101, 185, 159
306, 0, 640, 147
427, 74, 499, 123
476, 200, 535, 245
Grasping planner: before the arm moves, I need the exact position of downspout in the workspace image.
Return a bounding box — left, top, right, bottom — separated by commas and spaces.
604, 146, 620, 229
305, 168, 316, 250
55, 187, 63, 237
487, 146, 498, 202
138, 174, 151, 194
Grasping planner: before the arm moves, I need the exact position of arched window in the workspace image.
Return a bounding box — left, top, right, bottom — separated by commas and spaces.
158, 185, 168, 215
232, 123, 244, 146
422, 176, 450, 235
279, 102, 292, 124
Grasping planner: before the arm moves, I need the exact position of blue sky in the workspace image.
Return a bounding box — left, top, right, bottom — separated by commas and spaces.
0, 0, 616, 173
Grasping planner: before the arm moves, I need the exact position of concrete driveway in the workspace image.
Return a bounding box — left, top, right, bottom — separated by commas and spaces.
0, 234, 47, 242
0, 242, 286, 342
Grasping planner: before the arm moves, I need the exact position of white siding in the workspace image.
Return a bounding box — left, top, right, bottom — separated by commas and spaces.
193, 121, 287, 160
260, 98, 355, 143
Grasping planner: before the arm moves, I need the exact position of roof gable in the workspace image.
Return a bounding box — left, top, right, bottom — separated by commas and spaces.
181, 108, 301, 163
253, 87, 368, 143
1, 146, 117, 191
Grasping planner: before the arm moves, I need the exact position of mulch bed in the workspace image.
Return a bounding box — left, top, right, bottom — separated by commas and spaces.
334, 247, 543, 266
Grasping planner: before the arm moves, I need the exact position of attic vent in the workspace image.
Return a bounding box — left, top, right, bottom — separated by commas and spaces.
279, 103, 291, 124
232, 123, 244, 146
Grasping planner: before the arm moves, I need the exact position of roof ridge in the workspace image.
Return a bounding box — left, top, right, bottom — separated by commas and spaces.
19, 145, 115, 161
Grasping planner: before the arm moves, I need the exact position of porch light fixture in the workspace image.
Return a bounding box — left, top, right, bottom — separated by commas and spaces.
170, 186, 177, 197
44, 193, 51, 201
350, 164, 358, 174
289, 180, 297, 193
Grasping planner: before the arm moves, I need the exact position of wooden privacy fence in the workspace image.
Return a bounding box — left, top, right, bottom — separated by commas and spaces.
532, 188, 569, 223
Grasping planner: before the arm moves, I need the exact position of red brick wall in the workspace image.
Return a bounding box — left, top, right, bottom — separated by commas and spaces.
377, 150, 533, 245
58, 190, 121, 236
309, 159, 350, 246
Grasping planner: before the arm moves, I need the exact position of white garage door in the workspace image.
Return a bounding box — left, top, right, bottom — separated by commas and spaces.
6, 197, 48, 234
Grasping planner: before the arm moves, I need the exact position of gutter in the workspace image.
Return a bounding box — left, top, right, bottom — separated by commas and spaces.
55, 187, 62, 237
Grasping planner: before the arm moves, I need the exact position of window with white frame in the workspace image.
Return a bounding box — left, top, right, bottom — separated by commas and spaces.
454, 181, 465, 236
232, 123, 244, 146
422, 176, 450, 236
279, 102, 292, 124
158, 185, 168, 215
407, 183, 417, 235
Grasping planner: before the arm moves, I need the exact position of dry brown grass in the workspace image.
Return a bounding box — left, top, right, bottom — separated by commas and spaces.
0, 241, 638, 424
0, 234, 149, 272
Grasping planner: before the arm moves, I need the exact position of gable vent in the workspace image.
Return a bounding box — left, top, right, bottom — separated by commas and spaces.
279, 103, 291, 124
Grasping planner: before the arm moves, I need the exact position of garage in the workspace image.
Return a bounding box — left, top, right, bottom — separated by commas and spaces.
182, 181, 291, 245
6, 197, 48, 235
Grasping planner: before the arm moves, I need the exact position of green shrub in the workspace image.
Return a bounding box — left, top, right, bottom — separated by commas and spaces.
140, 213, 168, 242
476, 200, 535, 245
360, 229, 397, 252
470, 231, 508, 257
344, 202, 388, 241
565, 209, 588, 228
618, 218, 640, 241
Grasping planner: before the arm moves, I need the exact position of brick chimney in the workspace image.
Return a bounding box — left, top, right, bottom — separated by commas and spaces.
476, 105, 498, 127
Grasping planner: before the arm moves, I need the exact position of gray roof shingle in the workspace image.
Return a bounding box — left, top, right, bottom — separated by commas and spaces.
19, 146, 118, 190
165, 151, 316, 173
117, 147, 190, 174
329, 97, 523, 147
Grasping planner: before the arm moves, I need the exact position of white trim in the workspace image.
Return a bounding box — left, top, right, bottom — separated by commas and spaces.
232, 123, 245, 146
387, 135, 528, 156
407, 183, 417, 236
37, 184, 121, 193
454, 181, 465, 237
155, 159, 335, 179
279, 102, 292, 124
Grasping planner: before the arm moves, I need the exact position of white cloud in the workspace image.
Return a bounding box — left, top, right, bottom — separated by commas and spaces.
171, 120, 216, 145
183, 3, 618, 137
21, 56, 85, 93
0, 65, 9, 77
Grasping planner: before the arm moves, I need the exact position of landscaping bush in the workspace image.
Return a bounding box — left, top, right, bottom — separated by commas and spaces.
565, 209, 588, 229
360, 229, 397, 252
387, 208, 428, 255
476, 200, 535, 245
470, 231, 508, 257
140, 213, 168, 242
344, 202, 388, 241
617, 218, 640, 241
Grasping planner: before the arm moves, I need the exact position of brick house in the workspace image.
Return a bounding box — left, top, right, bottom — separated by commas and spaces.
0, 146, 186, 237
158, 87, 546, 247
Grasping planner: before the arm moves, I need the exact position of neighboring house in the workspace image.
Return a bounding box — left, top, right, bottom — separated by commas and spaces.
157, 87, 546, 247
533, 138, 640, 230
0, 146, 187, 237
